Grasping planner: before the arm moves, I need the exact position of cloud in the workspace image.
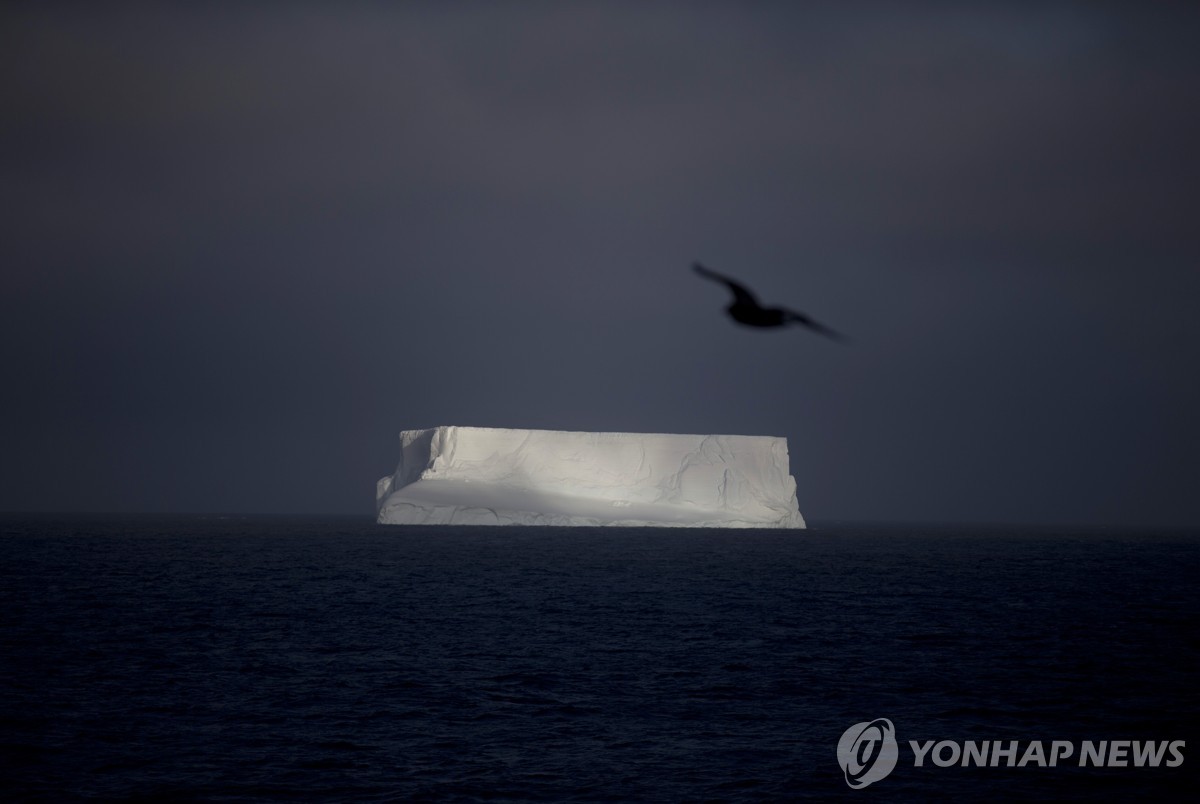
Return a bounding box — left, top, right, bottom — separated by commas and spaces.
1, 2, 1198, 522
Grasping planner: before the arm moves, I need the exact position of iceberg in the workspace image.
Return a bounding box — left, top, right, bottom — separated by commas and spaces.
376, 426, 805, 528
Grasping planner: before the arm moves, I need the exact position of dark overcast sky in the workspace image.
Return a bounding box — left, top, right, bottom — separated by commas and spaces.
2, 2, 1198, 526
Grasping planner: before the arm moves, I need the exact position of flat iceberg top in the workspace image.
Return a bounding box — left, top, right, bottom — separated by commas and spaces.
377, 425, 805, 528
417, 424, 786, 442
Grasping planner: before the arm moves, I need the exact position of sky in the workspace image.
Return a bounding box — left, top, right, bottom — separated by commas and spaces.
2, 2, 1199, 527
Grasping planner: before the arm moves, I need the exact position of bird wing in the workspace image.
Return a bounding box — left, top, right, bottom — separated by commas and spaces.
782, 308, 847, 342
692, 262, 760, 306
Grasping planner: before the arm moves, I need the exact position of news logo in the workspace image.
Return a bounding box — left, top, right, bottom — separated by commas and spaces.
837, 718, 899, 789
835, 718, 1185, 790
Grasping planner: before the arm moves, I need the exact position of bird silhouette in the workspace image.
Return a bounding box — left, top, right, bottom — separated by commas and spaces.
693, 262, 846, 341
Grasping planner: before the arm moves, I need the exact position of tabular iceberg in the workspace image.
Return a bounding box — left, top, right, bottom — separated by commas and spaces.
376, 426, 805, 528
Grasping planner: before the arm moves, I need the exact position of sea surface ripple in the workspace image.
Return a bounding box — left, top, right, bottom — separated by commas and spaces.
1, 516, 1197, 800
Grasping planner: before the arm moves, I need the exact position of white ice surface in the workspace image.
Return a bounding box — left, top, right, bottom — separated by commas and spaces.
376, 426, 805, 528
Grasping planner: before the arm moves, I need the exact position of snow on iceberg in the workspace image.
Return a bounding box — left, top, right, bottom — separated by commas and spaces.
376, 426, 805, 528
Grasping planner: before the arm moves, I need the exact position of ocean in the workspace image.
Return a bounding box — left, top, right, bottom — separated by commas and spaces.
1, 515, 1196, 801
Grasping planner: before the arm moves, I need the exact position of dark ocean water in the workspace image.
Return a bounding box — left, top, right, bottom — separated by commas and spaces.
1, 516, 1197, 801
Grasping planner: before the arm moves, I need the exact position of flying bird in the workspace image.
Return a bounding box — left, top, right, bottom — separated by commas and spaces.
693, 262, 846, 341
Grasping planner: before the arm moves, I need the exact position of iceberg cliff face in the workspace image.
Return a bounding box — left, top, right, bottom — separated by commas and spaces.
377, 426, 805, 528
